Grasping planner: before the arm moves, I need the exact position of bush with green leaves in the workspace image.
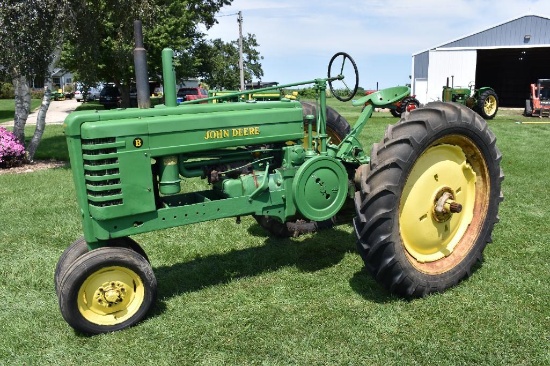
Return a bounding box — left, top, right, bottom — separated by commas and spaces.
0, 126, 26, 168
0, 82, 15, 99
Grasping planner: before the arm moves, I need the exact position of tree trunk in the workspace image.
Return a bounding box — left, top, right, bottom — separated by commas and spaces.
26, 45, 61, 161
26, 85, 51, 161
12, 74, 31, 145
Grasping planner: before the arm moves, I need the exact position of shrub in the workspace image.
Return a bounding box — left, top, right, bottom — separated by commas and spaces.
0, 127, 26, 168
0, 82, 15, 99
31, 89, 45, 100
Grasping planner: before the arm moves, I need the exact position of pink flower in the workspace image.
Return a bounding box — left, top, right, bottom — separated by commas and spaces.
0, 127, 26, 166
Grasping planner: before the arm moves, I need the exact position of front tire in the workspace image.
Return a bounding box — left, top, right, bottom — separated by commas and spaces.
58, 247, 157, 334
354, 102, 503, 297
54, 236, 149, 295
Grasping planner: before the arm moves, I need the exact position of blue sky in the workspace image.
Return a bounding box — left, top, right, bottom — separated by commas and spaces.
203, 0, 550, 90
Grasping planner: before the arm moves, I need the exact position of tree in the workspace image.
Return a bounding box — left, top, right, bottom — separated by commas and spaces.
62, 0, 233, 106
194, 33, 264, 90
0, 0, 70, 160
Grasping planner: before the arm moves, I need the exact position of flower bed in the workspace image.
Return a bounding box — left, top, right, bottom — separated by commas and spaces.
0, 127, 25, 168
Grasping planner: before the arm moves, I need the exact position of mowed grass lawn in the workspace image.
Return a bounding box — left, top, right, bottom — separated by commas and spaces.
0, 101, 548, 365
0, 99, 42, 123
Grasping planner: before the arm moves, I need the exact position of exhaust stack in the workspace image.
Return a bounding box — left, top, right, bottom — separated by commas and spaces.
133, 20, 150, 109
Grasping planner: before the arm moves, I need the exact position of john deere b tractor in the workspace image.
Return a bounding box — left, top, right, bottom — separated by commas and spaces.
55, 44, 504, 334
442, 77, 499, 119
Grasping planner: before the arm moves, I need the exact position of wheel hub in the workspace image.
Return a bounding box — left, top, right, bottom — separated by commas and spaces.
433, 188, 462, 223
95, 281, 127, 307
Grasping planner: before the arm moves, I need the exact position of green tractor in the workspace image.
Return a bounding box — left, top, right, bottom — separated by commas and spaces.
55, 45, 504, 334
442, 77, 499, 119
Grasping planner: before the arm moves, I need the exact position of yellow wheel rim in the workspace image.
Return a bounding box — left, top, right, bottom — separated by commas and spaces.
77, 266, 145, 326
484, 95, 497, 116
399, 136, 489, 274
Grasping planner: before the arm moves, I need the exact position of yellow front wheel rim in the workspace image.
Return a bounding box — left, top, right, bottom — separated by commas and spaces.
78, 266, 145, 326
399, 137, 489, 273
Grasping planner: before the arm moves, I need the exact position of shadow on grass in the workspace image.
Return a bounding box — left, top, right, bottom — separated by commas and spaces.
30, 134, 70, 161
150, 223, 395, 318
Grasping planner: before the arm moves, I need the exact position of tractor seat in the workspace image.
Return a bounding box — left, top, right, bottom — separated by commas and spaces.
352, 86, 410, 107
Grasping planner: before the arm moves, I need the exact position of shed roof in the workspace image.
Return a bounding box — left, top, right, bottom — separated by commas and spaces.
413, 14, 550, 56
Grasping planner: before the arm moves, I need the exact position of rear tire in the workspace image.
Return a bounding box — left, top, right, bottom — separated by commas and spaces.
524, 99, 533, 116
354, 102, 503, 297
253, 101, 351, 237
476, 90, 498, 119
390, 108, 401, 118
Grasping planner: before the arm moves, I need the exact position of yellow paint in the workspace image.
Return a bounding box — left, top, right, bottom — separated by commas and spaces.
204, 126, 260, 140
77, 266, 144, 326
399, 144, 476, 263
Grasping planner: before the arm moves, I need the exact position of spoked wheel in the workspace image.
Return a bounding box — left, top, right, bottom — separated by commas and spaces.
354, 102, 504, 297
328, 52, 359, 102
54, 236, 149, 295
253, 101, 351, 238
477, 90, 498, 119
58, 247, 157, 334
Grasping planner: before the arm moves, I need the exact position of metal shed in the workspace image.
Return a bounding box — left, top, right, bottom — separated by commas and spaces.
412, 15, 550, 107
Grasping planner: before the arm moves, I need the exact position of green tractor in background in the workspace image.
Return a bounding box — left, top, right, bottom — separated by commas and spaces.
442, 76, 499, 119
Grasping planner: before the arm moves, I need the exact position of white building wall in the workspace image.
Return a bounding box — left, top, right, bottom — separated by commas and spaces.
424, 50, 477, 104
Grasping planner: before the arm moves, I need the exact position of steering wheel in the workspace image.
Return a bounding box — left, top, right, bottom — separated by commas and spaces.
327, 52, 359, 102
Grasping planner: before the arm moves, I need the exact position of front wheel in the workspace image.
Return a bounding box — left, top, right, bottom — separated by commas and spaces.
54, 236, 149, 295
57, 247, 157, 334
354, 102, 503, 297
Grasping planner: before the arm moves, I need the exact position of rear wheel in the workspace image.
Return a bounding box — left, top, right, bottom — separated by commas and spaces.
390, 108, 401, 118
477, 90, 498, 119
354, 102, 503, 297
58, 247, 157, 334
254, 101, 351, 237
524, 99, 533, 116
401, 97, 420, 114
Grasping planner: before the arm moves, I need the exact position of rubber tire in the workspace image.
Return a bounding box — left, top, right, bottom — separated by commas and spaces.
524, 99, 532, 116
253, 101, 351, 237
353, 102, 504, 298
390, 108, 401, 118
58, 247, 157, 335
401, 97, 420, 114
54, 236, 150, 295
476, 90, 498, 119
300, 101, 351, 145
54, 237, 89, 295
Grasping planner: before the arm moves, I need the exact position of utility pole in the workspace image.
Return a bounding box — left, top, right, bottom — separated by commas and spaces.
238, 11, 244, 91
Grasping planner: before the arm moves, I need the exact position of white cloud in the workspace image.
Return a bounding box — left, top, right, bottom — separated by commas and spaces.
202, 0, 550, 86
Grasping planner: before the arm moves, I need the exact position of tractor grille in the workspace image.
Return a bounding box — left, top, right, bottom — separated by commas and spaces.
82, 137, 125, 207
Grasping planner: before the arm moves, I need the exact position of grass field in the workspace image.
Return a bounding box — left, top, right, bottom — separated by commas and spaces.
0, 99, 42, 123
0, 101, 548, 365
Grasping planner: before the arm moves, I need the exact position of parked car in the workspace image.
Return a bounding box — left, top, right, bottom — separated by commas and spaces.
74, 90, 85, 102
99, 85, 121, 109
177, 87, 208, 102
75, 87, 101, 102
